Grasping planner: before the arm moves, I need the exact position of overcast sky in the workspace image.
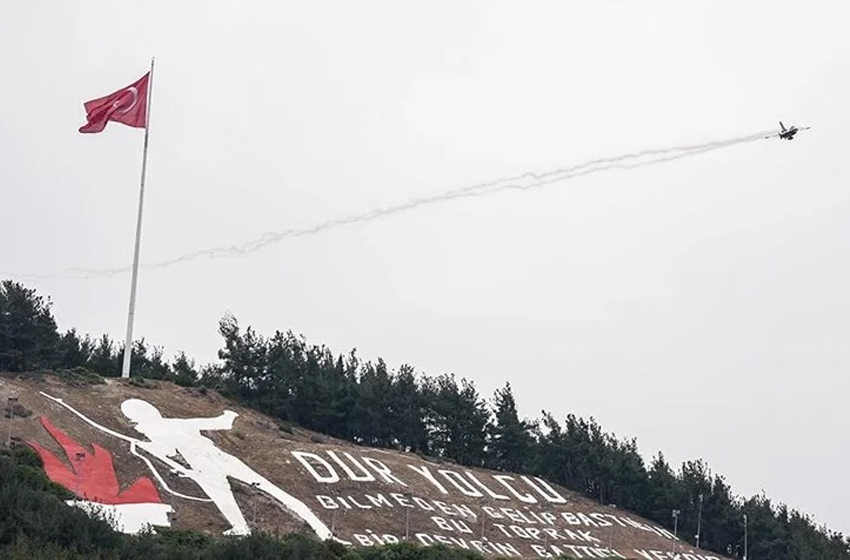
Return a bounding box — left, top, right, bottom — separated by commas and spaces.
2, 0, 849, 536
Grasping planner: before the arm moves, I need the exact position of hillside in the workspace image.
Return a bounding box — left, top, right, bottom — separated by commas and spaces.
2, 371, 720, 560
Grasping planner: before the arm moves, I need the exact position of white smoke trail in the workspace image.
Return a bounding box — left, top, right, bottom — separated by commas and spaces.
3, 130, 771, 280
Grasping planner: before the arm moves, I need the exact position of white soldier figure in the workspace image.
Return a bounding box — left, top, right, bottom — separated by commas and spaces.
120, 398, 333, 539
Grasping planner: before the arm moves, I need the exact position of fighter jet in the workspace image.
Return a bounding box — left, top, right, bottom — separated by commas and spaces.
765, 121, 810, 140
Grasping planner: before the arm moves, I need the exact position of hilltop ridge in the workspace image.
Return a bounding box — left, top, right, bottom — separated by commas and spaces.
2, 278, 848, 560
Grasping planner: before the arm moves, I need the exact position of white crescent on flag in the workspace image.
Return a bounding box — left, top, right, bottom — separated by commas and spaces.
112, 86, 139, 114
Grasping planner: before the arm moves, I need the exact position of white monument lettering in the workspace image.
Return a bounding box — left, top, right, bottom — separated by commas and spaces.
294, 451, 572, 506
624, 516, 676, 538
365, 529, 399, 544
380, 534, 400, 544
454, 503, 476, 518
574, 529, 601, 543
292, 451, 407, 485
352, 533, 373, 546
408, 464, 449, 494
432, 500, 459, 516
465, 471, 511, 500
413, 496, 435, 510
351, 531, 400, 546
562, 512, 582, 525
316, 493, 477, 519
493, 474, 538, 503
589, 512, 613, 526
624, 516, 653, 532
292, 451, 340, 483
521, 475, 569, 504
524, 508, 550, 524
540, 511, 558, 525
572, 544, 600, 558
483, 505, 504, 518
361, 457, 408, 486
508, 524, 531, 539
541, 528, 561, 541
547, 545, 569, 558
316, 495, 337, 509
390, 492, 413, 508
554, 545, 581, 558
491, 541, 523, 556
417, 534, 522, 557
502, 507, 537, 524
326, 450, 376, 482
438, 469, 484, 497
530, 544, 553, 557
605, 514, 628, 527
526, 527, 544, 540
347, 496, 373, 509
537, 544, 626, 559
366, 493, 394, 508
576, 512, 599, 527
431, 516, 473, 533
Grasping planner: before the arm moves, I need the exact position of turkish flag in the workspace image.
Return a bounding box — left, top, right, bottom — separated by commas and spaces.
79, 72, 150, 134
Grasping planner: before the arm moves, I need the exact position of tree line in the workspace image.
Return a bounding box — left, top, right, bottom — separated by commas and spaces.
1, 279, 848, 560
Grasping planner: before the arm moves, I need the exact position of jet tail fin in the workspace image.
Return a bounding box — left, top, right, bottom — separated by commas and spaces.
779, 121, 786, 131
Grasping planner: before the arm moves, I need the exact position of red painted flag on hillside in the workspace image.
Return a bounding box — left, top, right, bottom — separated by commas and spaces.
79, 72, 150, 134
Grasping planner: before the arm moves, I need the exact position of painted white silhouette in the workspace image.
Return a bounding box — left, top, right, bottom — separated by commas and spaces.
39, 392, 333, 540
120, 399, 333, 538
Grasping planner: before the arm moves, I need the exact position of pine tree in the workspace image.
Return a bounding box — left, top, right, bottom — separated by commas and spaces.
390, 364, 429, 453
0, 280, 60, 372
641, 452, 682, 525
423, 373, 490, 466
487, 382, 535, 473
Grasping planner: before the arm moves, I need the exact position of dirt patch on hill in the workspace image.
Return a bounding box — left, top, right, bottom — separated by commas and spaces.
0, 372, 728, 560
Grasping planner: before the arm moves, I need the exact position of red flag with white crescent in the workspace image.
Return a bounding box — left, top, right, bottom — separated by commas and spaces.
79, 72, 149, 134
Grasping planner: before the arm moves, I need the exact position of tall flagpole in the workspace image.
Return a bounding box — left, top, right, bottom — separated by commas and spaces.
122, 57, 155, 378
